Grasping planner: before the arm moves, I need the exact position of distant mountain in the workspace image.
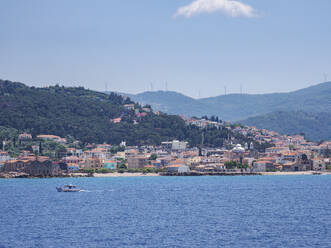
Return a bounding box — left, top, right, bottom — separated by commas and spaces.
200, 82, 331, 121
240, 111, 331, 141
120, 82, 331, 121
124, 91, 211, 118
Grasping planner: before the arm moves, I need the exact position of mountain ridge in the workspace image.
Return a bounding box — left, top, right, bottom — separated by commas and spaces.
240, 111, 331, 141
118, 82, 331, 121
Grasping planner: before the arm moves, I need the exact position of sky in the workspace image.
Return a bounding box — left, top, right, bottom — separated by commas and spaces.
0, 0, 330, 98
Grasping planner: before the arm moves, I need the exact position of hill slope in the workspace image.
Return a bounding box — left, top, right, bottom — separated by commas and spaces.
127, 91, 211, 118
122, 82, 331, 121
200, 82, 331, 121
0, 79, 245, 147
240, 111, 331, 141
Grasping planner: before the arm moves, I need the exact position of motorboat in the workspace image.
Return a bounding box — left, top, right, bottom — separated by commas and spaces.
56, 184, 81, 192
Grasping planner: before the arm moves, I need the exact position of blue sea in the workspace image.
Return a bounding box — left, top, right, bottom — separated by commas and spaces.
0, 175, 331, 248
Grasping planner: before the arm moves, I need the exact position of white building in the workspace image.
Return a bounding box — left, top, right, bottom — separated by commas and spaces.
0, 152, 10, 165
166, 164, 190, 173
232, 144, 245, 153
171, 140, 188, 151
312, 158, 326, 171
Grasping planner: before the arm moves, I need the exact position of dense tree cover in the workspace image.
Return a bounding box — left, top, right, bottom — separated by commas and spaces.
149, 154, 157, 160
107, 114, 234, 147
0, 80, 133, 143
0, 126, 67, 158
0, 126, 19, 145
0, 80, 268, 148
224, 161, 249, 169
241, 111, 331, 141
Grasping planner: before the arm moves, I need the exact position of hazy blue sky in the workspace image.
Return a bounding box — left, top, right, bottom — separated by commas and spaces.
0, 0, 330, 98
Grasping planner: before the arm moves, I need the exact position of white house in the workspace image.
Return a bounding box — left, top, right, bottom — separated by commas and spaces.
312, 158, 326, 171
166, 164, 190, 173
0, 152, 10, 165
171, 140, 188, 151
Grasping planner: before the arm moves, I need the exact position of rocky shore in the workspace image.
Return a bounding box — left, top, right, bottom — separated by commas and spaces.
0, 172, 92, 179
1, 171, 330, 179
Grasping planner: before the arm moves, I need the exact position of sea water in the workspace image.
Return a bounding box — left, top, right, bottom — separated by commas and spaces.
0, 175, 330, 248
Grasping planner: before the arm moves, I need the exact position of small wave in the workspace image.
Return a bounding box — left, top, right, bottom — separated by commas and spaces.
80, 189, 114, 193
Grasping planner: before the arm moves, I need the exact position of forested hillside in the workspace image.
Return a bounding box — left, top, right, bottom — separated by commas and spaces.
0, 79, 256, 148
241, 111, 331, 141
122, 91, 210, 118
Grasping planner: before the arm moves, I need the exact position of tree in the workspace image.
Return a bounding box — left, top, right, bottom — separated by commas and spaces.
118, 162, 127, 169
225, 161, 237, 169
237, 163, 248, 169
149, 153, 157, 160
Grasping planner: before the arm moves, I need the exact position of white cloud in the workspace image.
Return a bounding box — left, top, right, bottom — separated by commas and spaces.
174, 0, 257, 18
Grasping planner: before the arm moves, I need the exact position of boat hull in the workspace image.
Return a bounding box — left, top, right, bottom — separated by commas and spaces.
56, 187, 81, 192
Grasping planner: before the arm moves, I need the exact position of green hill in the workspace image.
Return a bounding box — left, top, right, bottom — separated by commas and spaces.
0, 79, 251, 148
240, 111, 331, 141
124, 91, 211, 118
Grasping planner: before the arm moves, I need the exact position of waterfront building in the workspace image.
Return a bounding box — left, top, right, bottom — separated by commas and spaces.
81, 157, 104, 169
66, 163, 80, 171
151, 160, 161, 167
281, 162, 299, 172
0, 152, 10, 165
103, 160, 118, 170
1, 159, 30, 172
312, 158, 326, 171
252, 161, 275, 172
165, 164, 190, 173
279, 151, 300, 164
1, 156, 60, 177
25, 160, 60, 176
127, 156, 148, 169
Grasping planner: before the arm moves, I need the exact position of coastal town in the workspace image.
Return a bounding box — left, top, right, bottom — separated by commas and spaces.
1, 118, 330, 178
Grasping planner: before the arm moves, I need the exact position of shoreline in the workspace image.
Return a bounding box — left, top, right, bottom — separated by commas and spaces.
1, 171, 330, 179
84, 171, 331, 177
93, 172, 160, 177
260, 171, 331, 176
